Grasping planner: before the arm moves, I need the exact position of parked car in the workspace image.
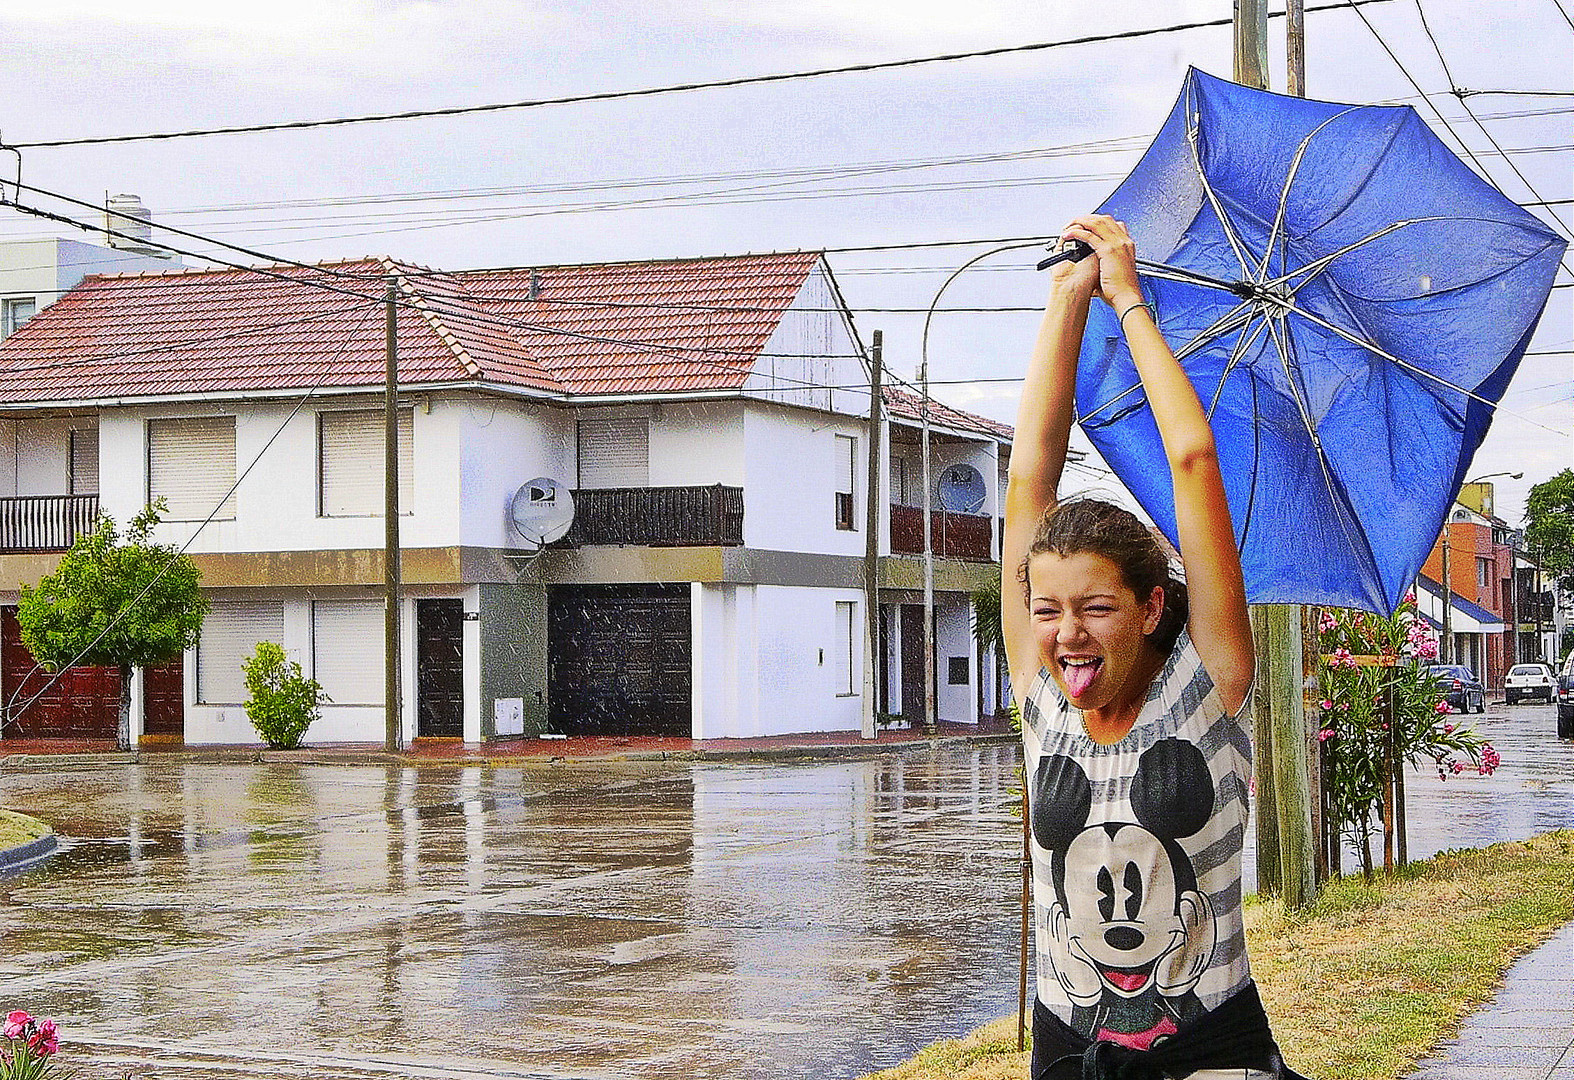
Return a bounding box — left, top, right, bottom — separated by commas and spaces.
1557, 654, 1574, 739
1422, 663, 1485, 713
1504, 662, 1555, 705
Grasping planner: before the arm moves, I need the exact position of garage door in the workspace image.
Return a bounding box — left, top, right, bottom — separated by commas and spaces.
1, 606, 120, 740
548, 584, 691, 736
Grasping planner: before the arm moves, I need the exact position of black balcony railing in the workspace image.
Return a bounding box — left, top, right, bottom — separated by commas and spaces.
0, 494, 100, 553
564, 485, 744, 547
889, 504, 994, 561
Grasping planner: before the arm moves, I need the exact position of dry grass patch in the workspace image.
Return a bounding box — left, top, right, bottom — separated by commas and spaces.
860, 830, 1574, 1080
0, 808, 52, 849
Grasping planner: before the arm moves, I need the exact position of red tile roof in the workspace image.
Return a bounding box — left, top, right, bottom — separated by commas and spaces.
0, 251, 825, 403
883, 385, 1014, 442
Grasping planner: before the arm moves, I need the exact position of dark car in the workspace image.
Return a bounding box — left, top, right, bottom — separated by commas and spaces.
1422, 663, 1485, 714
1557, 654, 1574, 739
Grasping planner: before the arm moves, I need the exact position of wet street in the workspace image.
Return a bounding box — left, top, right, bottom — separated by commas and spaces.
1, 703, 1570, 1080
1, 744, 1026, 1080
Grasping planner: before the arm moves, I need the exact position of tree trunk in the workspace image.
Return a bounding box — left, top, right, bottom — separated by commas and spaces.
1360, 818, 1374, 880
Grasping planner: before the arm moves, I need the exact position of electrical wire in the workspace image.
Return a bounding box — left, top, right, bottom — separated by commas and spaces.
4, 2, 1393, 150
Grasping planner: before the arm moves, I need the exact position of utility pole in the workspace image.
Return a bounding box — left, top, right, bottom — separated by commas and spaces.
384, 278, 403, 753
1237, 0, 1315, 907
1440, 525, 1452, 663
920, 358, 936, 735
862, 331, 884, 740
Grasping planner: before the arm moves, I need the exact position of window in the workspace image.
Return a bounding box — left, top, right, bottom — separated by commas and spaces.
577, 418, 649, 488
1476, 557, 1493, 590
890, 458, 907, 506
1, 297, 36, 339
835, 600, 856, 696
198, 601, 285, 705
148, 416, 236, 521
69, 426, 98, 495
312, 599, 384, 705
319, 409, 414, 516
948, 656, 970, 685
834, 434, 857, 530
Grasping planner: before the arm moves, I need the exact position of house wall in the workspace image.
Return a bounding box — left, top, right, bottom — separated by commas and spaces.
744, 263, 868, 420
477, 581, 548, 738
650, 401, 745, 487
692, 582, 865, 738
741, 402, 867, 557
458, 399, 573, 549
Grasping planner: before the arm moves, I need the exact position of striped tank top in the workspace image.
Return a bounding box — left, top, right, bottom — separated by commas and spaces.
1019, 628, 1254, 1051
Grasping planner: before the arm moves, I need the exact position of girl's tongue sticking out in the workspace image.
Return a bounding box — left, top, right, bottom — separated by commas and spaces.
1063, 657, 1101, 698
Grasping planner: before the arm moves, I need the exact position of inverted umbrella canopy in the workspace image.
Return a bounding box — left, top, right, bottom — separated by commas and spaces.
1075, 68, 1566, 613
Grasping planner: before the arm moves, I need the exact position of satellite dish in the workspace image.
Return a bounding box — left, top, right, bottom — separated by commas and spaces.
509, 478, 575, 550
937, 463, 986, 514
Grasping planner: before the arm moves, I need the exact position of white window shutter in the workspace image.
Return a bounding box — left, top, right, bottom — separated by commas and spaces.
312, 599, 384, 705
149, 416, 236, 521
320, 409, 414, 516
70, 427, 99, 495
577, 418, 648, 488
198, 600, 285, 705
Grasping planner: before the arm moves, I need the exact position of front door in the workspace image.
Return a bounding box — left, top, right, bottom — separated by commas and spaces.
900, 604, 926, 722
142, 658, 184, 739
416, 599, 465, 738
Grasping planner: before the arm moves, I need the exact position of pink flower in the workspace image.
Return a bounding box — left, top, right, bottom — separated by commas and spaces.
1320, 699, 1333, 711
1319, 610, 1338, 634
2, 1011, 29, 1040
1318, 728, 1336, 742
1332, 647, 1355, 669
1451, 761, 1465, 774
1435, 701, 1453, 714
1443, 723, 1455, 734
27, 1019, 56, 1057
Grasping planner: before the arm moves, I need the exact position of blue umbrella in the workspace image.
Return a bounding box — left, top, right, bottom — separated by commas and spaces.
1074, 68, 1565, 614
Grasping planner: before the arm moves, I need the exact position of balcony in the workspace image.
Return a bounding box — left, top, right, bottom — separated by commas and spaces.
564, 485, 744, 547
0, 494, 100, 553
889, 504, 994, 561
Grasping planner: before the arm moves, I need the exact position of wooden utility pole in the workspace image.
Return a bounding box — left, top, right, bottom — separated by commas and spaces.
384, 279, 403, 753
1237, 0, 1316, 908
862, 331, 884, 740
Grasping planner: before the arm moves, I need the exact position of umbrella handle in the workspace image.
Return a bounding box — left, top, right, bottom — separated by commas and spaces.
1036, 240, 1094, 271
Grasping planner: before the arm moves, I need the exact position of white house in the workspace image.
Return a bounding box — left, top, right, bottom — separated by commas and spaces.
0, 250, 1012, 747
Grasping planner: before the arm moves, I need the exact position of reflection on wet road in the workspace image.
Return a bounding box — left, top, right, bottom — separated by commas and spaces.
1, 747, 1025, 1080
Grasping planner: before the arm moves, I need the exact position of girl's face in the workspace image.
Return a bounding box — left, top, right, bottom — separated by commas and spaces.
1027, 550, 1164, 713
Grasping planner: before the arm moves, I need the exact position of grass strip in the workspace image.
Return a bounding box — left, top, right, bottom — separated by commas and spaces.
0, 808, 52, 850
861, 830, 1574, 1080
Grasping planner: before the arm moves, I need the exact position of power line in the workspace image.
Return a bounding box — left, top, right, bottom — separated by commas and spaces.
4, 1, 1394, 150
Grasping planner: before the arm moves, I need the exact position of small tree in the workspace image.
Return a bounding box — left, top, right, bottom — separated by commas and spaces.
14, 502, 206, 749
1316, 594, 1497, 877
1525, 469, 1574, 592
241, 642, 325, 750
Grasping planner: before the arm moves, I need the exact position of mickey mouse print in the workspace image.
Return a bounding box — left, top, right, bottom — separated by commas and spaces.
1020, 631, 1255, 1051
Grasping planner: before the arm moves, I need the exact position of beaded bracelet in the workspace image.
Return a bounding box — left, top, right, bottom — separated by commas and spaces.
1119, 301, 1155, 327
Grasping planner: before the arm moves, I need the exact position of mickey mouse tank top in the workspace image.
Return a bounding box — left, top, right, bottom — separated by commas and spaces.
1018, 628, 1255, 1051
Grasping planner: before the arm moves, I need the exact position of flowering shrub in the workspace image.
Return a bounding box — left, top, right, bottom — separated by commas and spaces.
1317, 593, 1497, 870
1, 1010, 65, 1079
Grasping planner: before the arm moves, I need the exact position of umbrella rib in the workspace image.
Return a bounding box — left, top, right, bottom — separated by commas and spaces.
1263, 311, 1380, 586
1259, 106, 1371, 280
1261, 292, 1501, 412
1073, 300, 1257, 427
1185, 82, 1257, 282
1206, 307, 1276, 420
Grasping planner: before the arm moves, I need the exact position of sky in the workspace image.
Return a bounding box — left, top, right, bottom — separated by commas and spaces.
0, 0, 1566, 523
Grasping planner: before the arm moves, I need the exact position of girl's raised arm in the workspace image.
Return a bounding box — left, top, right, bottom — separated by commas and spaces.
1001, 253, 1097, 694
1061, 215, 1255, 713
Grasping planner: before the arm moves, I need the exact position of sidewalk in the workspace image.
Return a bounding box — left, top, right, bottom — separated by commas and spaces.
1407, 919, 1574, 1080
0, 717, 1018, 767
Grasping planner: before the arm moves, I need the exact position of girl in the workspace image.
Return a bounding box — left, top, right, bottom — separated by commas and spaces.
1002, 215, 1303, 1079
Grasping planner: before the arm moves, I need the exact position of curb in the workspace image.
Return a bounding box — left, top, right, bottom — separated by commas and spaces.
0, 832, 58, 875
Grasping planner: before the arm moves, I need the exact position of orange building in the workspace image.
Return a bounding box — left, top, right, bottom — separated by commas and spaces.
1419, 485, 1516, 688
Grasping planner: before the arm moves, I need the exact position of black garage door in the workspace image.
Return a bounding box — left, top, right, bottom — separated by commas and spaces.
548, 584, 691, 736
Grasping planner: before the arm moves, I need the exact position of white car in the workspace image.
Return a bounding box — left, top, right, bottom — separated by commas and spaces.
1504, 662, 1555, 705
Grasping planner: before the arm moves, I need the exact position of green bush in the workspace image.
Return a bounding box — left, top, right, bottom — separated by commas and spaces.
241, 642, 325, 750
